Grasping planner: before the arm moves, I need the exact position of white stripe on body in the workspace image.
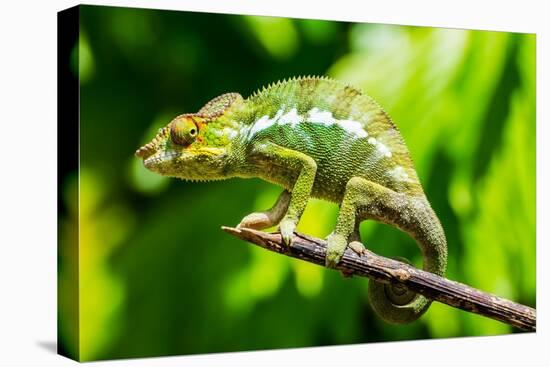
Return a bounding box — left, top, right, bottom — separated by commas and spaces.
388, 165, 412, 182
367, 137, 392, 158
248, 107, 372, 140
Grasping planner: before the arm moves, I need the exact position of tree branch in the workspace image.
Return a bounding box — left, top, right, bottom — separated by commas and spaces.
222, 226, 536, 332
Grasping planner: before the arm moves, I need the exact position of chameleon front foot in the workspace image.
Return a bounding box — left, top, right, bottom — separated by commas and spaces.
279, 216, 297, 246
237, 211, 274, 230
237, 190, 291, 231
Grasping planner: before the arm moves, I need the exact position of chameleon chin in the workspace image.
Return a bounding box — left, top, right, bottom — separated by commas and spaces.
136, 76, 447, 324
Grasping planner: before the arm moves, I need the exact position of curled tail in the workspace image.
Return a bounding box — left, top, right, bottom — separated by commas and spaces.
368, 197, 447, 324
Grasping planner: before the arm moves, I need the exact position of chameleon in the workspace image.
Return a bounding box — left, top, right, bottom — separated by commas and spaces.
135, 76, 447, 324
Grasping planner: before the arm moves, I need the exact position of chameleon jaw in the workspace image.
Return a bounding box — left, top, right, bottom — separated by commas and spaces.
143, 151, 181, 169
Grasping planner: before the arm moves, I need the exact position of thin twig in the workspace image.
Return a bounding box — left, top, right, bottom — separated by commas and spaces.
222, 226, 536, 332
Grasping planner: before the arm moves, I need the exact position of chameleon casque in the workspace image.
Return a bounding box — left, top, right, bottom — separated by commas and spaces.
136, 76, 447, 324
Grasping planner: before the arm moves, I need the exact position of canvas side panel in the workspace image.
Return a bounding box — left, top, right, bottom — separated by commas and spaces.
57, 5, 80, 362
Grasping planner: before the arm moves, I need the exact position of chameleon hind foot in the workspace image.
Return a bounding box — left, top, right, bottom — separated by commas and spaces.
327, 241, 367, 278
326, 225, 364, 269
325, 233, 348, 268
349, 241, 367, 256
339, 242, 367, 278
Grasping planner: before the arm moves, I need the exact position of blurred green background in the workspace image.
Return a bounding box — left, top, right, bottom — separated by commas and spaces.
58, 5, 536, 361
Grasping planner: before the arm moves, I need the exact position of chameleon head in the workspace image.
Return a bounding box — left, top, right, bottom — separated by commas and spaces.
135, 93, 244, 181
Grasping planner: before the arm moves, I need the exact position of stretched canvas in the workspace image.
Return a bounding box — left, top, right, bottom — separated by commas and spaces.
58, 4, 536, 362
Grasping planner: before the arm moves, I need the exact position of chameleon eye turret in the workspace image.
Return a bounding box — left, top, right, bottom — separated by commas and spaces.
170, 116, 198, 146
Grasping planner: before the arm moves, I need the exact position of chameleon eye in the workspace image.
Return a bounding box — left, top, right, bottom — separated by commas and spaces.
170, 118, 198, 146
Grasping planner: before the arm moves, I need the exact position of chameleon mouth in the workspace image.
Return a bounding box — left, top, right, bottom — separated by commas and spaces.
143, 151, 181, 168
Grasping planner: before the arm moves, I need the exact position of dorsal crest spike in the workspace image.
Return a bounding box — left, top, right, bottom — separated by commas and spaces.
246, 75, 364, 102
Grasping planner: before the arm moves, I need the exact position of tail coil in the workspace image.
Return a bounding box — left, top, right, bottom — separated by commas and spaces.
368, 201, 447, 324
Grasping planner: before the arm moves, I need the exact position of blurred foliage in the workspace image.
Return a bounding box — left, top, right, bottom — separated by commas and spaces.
58, 5, 535, 361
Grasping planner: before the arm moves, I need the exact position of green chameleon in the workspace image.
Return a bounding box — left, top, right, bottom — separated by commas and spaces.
136, 76, 447, 324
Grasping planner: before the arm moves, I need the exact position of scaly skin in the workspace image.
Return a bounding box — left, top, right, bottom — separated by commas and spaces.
135, 76, 447, 324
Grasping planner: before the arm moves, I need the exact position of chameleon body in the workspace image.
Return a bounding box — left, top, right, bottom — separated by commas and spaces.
136, 76, 447, 324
